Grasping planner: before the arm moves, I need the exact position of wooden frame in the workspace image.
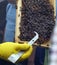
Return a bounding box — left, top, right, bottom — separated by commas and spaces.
15, 0, 56, 48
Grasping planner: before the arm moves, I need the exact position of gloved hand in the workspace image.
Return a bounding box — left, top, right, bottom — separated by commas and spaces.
0, 42, 32, 62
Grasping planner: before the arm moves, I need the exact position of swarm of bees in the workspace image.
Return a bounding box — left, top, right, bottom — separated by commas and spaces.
19, 0, 55, 44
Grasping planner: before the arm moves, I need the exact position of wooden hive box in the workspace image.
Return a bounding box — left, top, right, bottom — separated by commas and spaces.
15, 0, 56, 48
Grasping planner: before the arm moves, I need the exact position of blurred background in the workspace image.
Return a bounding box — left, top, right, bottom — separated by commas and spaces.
0, 0, 8, 43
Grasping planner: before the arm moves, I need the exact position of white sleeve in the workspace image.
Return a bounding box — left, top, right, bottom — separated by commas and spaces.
49, 25, 57, 65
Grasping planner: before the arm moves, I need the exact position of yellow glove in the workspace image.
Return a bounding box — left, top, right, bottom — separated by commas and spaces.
0, 42, 32, 62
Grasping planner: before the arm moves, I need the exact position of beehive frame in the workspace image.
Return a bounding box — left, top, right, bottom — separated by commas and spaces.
15, 0, 56, 48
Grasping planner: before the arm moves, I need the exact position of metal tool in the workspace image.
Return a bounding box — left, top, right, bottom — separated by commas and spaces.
8, 31, 39, 63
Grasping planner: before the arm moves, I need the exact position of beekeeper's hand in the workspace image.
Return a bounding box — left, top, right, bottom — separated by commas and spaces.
0, 42, 32, 62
